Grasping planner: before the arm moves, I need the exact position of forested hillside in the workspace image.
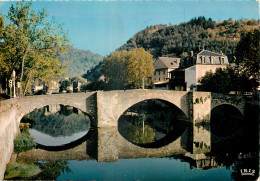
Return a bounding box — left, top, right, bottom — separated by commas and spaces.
83, 17, 258, 82
59, 47, 103, 78
119, 17, 258, 60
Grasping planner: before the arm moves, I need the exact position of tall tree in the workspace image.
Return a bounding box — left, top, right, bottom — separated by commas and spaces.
235, 29, 259, 94
102, 50, 128, 90
0, 1, 69, 95
101, 48, 154, 90
199, 67, 236, 93
127, 48, 154, 88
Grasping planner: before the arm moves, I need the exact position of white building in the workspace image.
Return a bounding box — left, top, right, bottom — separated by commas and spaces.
170, 50, 229, 91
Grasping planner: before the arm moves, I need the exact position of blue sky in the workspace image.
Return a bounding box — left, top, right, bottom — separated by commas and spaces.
0, 0, 259, 56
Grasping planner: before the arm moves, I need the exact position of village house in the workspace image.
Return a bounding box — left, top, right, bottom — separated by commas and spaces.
151, 57, 181, 89
169, 50, 229, 91
31, 80, 60, 94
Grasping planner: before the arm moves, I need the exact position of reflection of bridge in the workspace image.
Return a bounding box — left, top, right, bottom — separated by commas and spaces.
15, 125, 241, 171
0, 90, 245, 179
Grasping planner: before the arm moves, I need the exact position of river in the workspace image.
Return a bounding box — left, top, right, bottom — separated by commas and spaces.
4, 99, 259, 180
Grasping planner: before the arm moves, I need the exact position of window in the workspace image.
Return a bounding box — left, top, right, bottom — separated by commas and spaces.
221, 58, 224, 64
219, 57, 224, 64
211, 56, 215, 64
159, 78, 160, 81
159, 70, 160, 75
201, 56, 206, 64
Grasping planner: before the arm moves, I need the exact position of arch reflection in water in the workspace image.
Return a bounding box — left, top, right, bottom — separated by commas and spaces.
210, 104, 243, 137
210, 104, 244, 156
21, 104, 91, 147
118, 99, 188, 148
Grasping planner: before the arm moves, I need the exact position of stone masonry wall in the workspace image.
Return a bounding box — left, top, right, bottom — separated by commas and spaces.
0, 99, 20, 180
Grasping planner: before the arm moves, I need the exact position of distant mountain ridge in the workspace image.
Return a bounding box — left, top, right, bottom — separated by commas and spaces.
59, 47, 103, 78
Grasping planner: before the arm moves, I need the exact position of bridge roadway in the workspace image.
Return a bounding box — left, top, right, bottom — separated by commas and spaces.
0, 90, 245, 179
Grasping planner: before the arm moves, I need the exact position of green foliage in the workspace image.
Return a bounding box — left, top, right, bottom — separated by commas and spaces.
118, 17, 257, 59
199, 67, 236, 93
83, 80, 107, 91
235, 29, 259, 94
14, 128, 36, 154
101, 48, 154, 89
71, 75, 88, 84
33, 161, 71, 180
0, 1, 70, 95
4, 162, 41, 179
59, 47, 103, 77
126, 116, 155, 144
82, 61, 103, 82
180, 52, 188, 58
59, 79, 72, 92
199, 66, 252, 93
188, 16, 216, 29
200, 29, 259, 94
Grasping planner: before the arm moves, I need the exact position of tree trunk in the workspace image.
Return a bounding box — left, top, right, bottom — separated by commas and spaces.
20, 47, 28, 97
24, 71, 32, 96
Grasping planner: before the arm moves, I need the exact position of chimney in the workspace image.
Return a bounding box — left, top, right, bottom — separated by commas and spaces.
190, 51, 194, 57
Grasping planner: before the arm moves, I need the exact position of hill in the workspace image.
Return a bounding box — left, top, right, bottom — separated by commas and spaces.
119, 17, 259, 60
83, 17, 259, 82
59, 47, 103, 78
82, 62, 103, 82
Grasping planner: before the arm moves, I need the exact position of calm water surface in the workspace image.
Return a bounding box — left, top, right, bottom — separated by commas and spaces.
4, 100, 259, 180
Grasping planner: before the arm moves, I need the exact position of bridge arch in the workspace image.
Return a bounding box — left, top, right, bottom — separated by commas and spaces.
211, 93, 245, 117
117, 98, 189, 148
116, 98, 188, 125
16, 92, 97, 125
210, 104, 243, 137
96, 90, 191, 127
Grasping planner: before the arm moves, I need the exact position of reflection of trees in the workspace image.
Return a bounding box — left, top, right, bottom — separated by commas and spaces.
59, 105, 74, 116
28, 105, 90, 137
118, 99, 188, 146
126, 116, 155, 144
14, 128, 36, 154
32, 161, 71, 180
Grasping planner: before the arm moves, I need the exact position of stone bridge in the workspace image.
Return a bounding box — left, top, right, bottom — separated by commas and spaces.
0, 90, 246, 179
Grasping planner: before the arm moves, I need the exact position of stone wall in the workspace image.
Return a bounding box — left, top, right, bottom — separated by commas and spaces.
193, 92, 211, 123
0, 99, 20, 180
